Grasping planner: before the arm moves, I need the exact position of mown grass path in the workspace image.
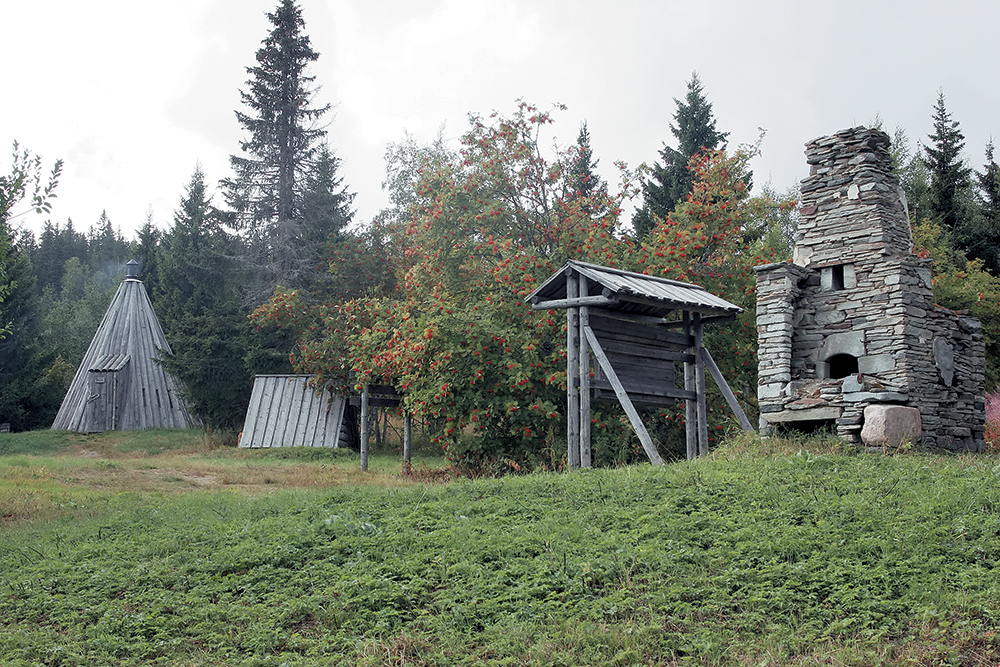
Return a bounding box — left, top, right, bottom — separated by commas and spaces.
1, 431, 999, 665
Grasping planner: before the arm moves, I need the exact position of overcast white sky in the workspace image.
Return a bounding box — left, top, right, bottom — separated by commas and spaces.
3, 0, 999, 239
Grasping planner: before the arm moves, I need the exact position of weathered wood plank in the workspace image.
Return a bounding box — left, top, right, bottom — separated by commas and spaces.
594, 358, 675, 383
702, 346, 755, 433
592, 388, 683, 406
588, 313, 692, 348
663, 313, 737, 328
360, 386, 370, 471
531, 294, 617, 310
593, 377, 689, 399
583, 325, 664, 466
596, 338, 695, 363
403, 414, 412, 472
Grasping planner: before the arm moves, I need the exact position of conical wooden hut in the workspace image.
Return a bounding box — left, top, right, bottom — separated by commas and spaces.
51, 260, 199, 432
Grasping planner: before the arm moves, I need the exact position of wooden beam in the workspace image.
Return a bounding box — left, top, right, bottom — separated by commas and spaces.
583, 325, 664, 466
595, 338, 694, 363
663, 313, 738, 328
530, 294, 618, 310
592, 388, 684, 406
403, 413, 413, 473
702, 346, 755, 433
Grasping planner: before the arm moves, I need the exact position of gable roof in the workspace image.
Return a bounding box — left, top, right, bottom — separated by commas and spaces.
51, 263, 199, 432
526, 260, 742, 318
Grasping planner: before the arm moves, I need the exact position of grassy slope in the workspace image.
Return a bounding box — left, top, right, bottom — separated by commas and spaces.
1, 431, 999, 666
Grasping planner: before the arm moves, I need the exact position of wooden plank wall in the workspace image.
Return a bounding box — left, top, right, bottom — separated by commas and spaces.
240, 375, 350, 448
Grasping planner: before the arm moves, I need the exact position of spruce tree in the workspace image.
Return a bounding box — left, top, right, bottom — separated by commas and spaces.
222, 0, 352, 299
300, 144, 355, 268
924, 92, 972, 233
969, 140, 1000, 274
157, 167, 252, 432
977, 140, 1000, 233
633, 73, 730, 238
566, 122, 608, 217
131, 215, 162, 300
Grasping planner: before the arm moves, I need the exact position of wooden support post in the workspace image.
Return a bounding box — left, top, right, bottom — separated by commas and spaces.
579, 305, 592, 468
694, 313, 709, 457
566, 273, 581, 470
403, 413, 413, 473
584, 326, 664, 466
684, 311, 696, 460
702, 347, 755, 433
360, 385, 370, 471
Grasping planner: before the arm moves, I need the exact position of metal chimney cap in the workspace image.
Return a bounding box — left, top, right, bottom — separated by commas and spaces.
126, 259, 140, 279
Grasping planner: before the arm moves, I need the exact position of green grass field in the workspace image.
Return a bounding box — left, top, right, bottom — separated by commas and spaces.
1, 429, 999, 666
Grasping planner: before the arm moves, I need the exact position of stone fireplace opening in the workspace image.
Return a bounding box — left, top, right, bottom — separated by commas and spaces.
778, 419, 837, 436
826, 353, 859, 380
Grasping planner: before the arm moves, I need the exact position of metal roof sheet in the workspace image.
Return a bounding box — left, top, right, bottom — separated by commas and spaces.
527, 260, 742, 317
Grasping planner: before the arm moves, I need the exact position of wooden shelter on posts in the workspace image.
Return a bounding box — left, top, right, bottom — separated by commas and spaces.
526, 260, 753, 467
52, 260, 199, 433
239, 375, 359, 450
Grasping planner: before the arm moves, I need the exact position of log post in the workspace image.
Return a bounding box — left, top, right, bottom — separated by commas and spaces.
579, 304, 592, 468
402, 413, 412, 473
360, 385, 370, 471
694, 313, 709, 457
566, 273, 580, 469
684, 311, 696, 460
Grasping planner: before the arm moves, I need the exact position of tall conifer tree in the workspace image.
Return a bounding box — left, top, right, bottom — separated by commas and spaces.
924, 92, 972, 233
976, 141, 1000, 232
222, 0, 352, 299
566, 122, 608, 217
968, 140, 1000, 274
157, 167, 251, 432
633, 73, 730, 238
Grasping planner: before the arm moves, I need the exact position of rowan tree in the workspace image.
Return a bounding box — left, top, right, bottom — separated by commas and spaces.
636, 145, 795, 450
255, 102, 639, 468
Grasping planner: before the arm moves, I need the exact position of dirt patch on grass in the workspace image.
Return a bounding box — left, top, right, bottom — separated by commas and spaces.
35, 457, 453, 496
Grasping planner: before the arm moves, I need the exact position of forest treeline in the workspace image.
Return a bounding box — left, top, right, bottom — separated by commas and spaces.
2, 0, 1000, 467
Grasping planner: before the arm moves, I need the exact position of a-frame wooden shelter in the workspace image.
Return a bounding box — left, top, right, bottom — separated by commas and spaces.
526, 260, 753, 467
52, 260, 199, 432
240, 375, 359, 449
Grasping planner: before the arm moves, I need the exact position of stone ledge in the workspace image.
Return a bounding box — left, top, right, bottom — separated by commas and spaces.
761, 406, 842, 423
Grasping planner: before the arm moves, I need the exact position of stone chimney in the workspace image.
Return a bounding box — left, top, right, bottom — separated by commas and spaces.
754, 127, 985, 451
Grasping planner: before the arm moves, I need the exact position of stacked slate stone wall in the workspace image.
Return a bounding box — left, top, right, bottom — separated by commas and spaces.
755, 126, 985, 451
